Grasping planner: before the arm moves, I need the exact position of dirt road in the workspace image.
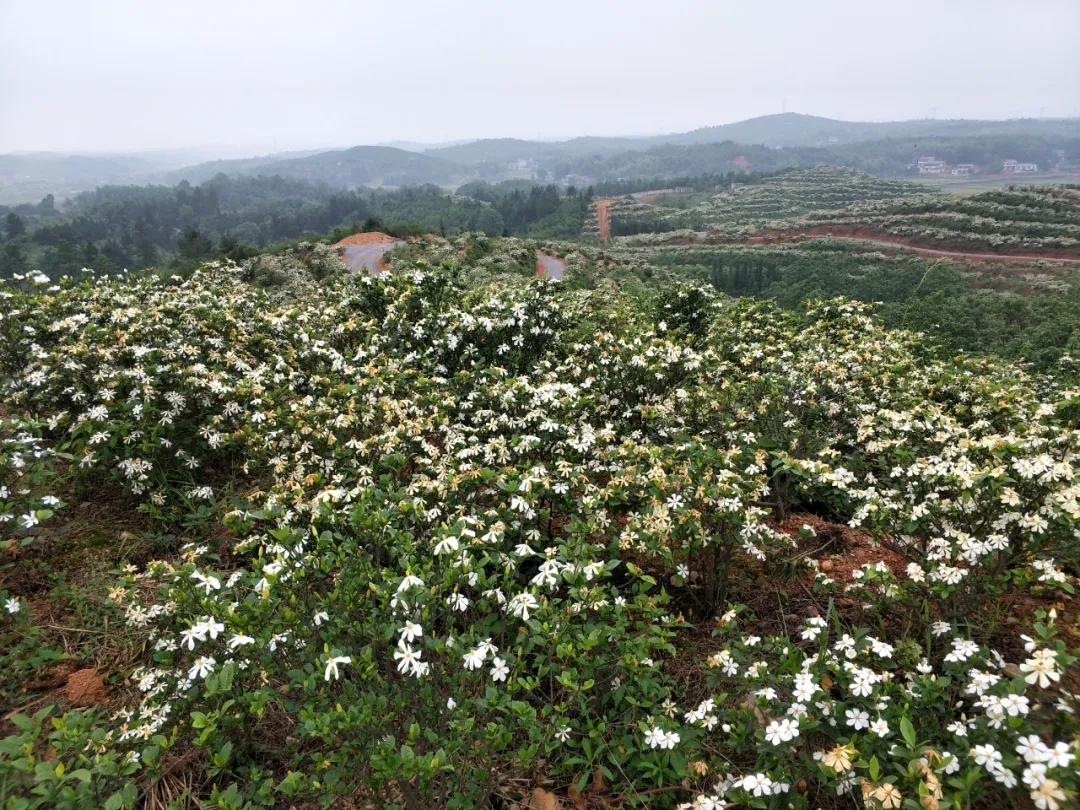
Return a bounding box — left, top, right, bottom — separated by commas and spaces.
596, 199, 612, 240
822, 236, 1080, 264
536, 251, 565, 279
337, 242, 403, 275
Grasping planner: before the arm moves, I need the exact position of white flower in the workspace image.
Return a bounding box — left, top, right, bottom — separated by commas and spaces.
4, 597, 20, 614
508, 592, 538, 621
1019, 649, 1060, 688
227, 634, 255, 650
869, 718, 889, 737
740, 773, 773, 797
187, 655, 216, 680
313, 611, 329, 626
462, 646, 487, 670
323, 654, 351, 681
399, 620, 424, 643
490, 656, 509, 682
434, 536, 459, 555
396, 574, 424, 593
971, 744, 1002, 769
446, 593, 470, 612
764, 718, 799, 745
845, 709, 869, 730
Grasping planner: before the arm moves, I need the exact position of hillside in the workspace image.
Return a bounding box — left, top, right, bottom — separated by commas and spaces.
603, 167, 931, 235
171, 145, 466, 188
663, 112, 1080, 147
1, 236, 1078, 809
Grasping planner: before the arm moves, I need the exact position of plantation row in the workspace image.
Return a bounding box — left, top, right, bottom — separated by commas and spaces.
1, 244, 1078, 809
797, 185, 1080, 253
604, 168, 932, 236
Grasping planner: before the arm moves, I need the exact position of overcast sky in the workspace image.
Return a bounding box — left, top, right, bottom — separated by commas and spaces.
1, 0, 1077, 154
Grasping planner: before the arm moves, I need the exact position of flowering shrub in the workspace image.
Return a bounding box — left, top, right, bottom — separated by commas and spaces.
1, 243, 1077, 808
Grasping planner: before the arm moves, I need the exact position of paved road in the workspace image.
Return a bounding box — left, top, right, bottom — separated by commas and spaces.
339, 242, 403, 276
537, 251, 565, 279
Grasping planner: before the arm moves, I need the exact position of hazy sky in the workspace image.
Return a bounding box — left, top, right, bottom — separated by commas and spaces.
1, 0, 1077, 154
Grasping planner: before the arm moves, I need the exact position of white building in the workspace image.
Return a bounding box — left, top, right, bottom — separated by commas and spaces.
917, 156, 947, 174
1002, 159, 1038, 173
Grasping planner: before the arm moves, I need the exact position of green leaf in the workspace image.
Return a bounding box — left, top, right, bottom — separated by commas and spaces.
899, 716, 916, 749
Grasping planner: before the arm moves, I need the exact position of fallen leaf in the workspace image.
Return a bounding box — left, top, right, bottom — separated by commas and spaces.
530, 787, 560, 810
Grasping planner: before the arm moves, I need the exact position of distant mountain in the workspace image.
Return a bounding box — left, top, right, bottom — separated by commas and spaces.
171, 145, 466, 188
0, 153, 159, 185
427, 136, 645, 165
427, 115, 1080, 165
166, 150, 334, 185
662, 113, 1080, 148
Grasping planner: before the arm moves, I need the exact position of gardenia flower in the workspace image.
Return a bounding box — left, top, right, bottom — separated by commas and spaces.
944, 638, 980, 663
740, 774, 773, 797
1019, 649, 1061, 688
1031, 779, 1067, 810
507, 593, 538, 621
446, 593, 469, 612
644, 725, 679, 750
971, 744, 1002, 769
393, 643, 428, 678
188, 656, 216, 680
764, 718, 799, 745
190, 571, 221, 594
323, 654, 351, 681
227, 634, 255, 649
490, 656, 509, 682
869, 718, 889, 737
433, 536, 459, 555
397, 574, 424, 592
845, 709, 870, 730
399, 620, 423, 643
4, 597, 19, 614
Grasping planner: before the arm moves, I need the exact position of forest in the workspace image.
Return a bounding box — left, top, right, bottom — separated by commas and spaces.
0, 176, 596, 278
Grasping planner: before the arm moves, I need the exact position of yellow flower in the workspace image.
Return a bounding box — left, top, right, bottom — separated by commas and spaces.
821, 743, 854, 773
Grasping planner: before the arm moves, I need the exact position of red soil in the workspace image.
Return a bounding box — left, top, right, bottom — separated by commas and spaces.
733, 156, 752, 171
597, 199, 612, 240
332, 232, 397, 248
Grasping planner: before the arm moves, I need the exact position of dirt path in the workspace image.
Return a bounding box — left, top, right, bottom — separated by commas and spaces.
333, 233, 403, 276
536, 251, 565, 279
822, 235, 1080, 264
338, 242, 404, 275
596, 199, 612, 240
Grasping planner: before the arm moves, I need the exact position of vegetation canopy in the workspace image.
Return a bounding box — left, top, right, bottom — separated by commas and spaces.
1, 231, 1078, 809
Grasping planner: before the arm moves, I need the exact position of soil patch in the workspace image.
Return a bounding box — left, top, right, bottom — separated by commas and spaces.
65, 668, 107, 707
597, 200, 612, 240
332, 232, 397, 248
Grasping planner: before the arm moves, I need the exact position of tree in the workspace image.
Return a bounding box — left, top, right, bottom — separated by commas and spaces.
38, 194, 55, 213
177, 228, 214, 260
0, 243, 30, 277
5, 213, 25, 239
